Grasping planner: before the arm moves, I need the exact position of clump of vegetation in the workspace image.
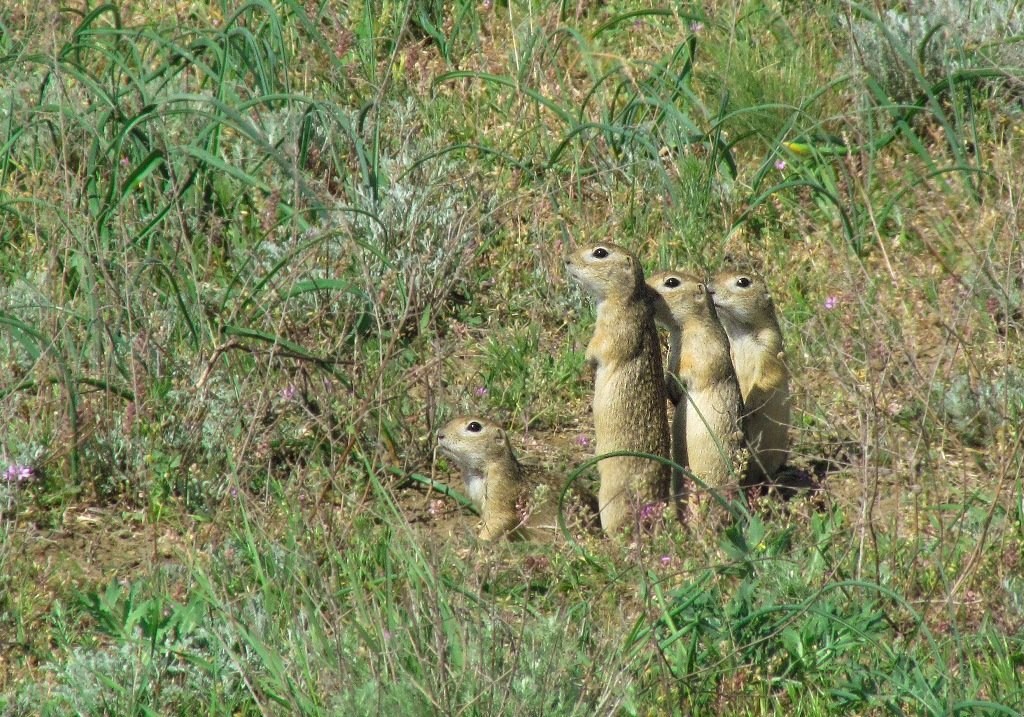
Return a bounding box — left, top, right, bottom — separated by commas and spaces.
939, 368, 1024, 447
843, 0, 1024, 104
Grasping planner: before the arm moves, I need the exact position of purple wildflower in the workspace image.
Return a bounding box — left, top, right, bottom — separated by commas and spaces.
690, 21, 704, 33
574, 434, 591, 447
824, 295, 839, 310
474, 386, 488, 397
774, 158, 787, 171
660, 555, 672, 566
281, 385, 297, 401
5, 464, 32, 482
639, 502, 664, 522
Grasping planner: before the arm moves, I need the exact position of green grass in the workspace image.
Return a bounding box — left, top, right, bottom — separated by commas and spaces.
2, 0, 1024, 714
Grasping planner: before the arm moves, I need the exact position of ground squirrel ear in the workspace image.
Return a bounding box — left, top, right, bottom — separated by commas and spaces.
627, 255, 644, 281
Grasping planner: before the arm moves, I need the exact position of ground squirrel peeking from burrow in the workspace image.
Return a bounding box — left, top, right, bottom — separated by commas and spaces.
708, 270, 791, 486
564, 242, 672, 534
436, 416, 593, 541
648, 271, 745, 518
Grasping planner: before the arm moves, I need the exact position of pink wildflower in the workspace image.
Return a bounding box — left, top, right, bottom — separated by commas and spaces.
4, 464, 32, 482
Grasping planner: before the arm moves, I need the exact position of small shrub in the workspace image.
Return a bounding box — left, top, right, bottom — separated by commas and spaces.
844, 0, 1024, 105
938, 368, 1024, 448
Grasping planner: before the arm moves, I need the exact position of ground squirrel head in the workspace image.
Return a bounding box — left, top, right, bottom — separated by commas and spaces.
437, 416, 512, 473
564, 242, 645, 303
646, 270, 708, 329
708, 271, 776, 329
437, 416, 517, 509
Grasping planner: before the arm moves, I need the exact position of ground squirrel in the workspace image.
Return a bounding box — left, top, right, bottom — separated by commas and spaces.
564, 243, 671, 534
708, 271, 791, 484
436, 416, 579, 541
648, 271, 744, 512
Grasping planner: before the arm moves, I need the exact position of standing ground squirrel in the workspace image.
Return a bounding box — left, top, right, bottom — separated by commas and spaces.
436, 416, 581, 541
648, 271, 744, 512
564, 243, 671, 534
645, 269, 699, 496
708, 271, 791, 484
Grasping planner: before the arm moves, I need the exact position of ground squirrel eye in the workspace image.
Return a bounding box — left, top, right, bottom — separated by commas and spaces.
664, 277, 681, 288
467, 421, 483, 432
592, 247, 609, 259
736, 276, 752, 288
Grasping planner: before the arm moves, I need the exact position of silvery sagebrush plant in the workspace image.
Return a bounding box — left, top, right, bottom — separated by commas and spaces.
842, 0, 1024, 104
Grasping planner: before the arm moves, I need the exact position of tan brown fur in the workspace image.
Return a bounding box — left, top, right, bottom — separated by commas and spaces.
709, 271, 791, 485
564, 243, 671, 534
436, 416, 576, 541
646, 270, 698, 499
648, 271, 744, 511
